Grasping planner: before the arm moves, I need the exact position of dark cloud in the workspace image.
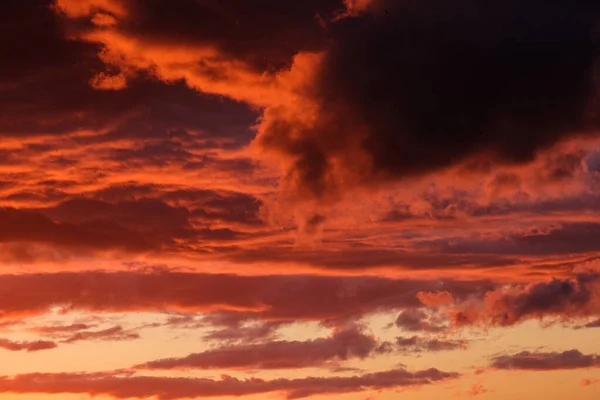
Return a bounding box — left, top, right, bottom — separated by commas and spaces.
396, 336, 466, 353
0, 367, 459, 399
394, 309, 446, 333
32, 323, 95, 334
0, 271, 490, 322
0, 207, 155, 252
103, 0, 346, 71
432, 222, 600, 257
228, 244, 519, 271
490, 349, 600, 370
452, 273, 600, 327
62, 325, 140, 344
0, 197, 265, 255
257, 0, 600, 201
582, 319, 600, 328
0, 1, 256, 142
39, 198, 194, 241
136, 325, 384, 370
86, 185, 265, 227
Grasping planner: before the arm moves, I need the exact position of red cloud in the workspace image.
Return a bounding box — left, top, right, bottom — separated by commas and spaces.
0, 367, 459, 399
0, 271, 488, 322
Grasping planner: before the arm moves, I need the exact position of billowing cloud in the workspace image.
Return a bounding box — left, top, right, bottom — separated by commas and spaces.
52, 0, 600, 209
56, 0, 344, 71
2, 2, 600, 398
255, 0, 600, 202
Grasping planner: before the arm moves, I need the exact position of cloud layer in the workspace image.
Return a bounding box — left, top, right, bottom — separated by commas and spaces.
0, 1, 599, 399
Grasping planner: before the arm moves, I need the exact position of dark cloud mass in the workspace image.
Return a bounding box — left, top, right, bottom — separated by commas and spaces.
0, 0, 257, 138
258, 0, 600, 200
121, 0, 346, 71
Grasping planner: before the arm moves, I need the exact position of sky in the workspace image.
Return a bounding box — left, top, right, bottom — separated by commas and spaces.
1, 0, 600, 399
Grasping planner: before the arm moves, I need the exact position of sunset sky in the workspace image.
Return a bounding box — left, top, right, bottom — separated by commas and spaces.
1, 0, 600, 399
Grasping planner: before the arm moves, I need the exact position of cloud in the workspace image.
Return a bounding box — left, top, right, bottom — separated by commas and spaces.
0, 207, 156, 252
0, 338, 57, 352
62, 325, 140, 344
254, 0, 600, 203
466, 383, 493, 396
0, 367, 459, 399
0, 271, 489, 322
416, 291, 454, 307
56, 0, 344, 72
438, 222, 600, 256
135, 325, 383, 371
394, 309, 447, 333
449, 273, 600, 327
396, 336, 467, 353
32, 323, 95, 334
39, 198, 194, 242
583, 319, 600, 328
490, 349, 600, 371
51, 0, 600, 209
200, 319, 284, 344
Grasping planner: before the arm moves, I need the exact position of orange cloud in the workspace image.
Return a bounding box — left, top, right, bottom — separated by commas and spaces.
417, 291, 454, 307
54, 0, 128, 18
90, 72, 127, 90
466, 383, 493, 396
